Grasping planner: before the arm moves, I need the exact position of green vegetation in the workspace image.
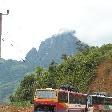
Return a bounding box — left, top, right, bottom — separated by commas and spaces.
11, 101, 31, 107
0, 59, 34, 102
10, 74, 36, 102
10, 44, 112, 102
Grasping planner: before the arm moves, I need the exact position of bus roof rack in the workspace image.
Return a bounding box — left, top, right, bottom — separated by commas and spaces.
46, 88, 53, 90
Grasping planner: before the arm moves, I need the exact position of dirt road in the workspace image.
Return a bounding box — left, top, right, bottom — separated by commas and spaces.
0, 104, 33, 112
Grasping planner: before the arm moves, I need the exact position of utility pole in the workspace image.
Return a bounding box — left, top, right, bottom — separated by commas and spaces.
0, 10, 9, 58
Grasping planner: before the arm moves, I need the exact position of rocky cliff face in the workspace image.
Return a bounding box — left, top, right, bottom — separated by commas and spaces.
26, 31, 85, 67
25, 47, 39, 67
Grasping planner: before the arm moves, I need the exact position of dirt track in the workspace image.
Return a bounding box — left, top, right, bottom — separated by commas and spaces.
0, 104, 33, 112
88, 60, 112, 94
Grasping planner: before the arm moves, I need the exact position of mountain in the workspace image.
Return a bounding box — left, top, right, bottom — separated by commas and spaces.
0, 31, 88, 102
0, 59, 31, 102
25, 47, 39, 66
26, 31, 88, 67
37, 31, 78, 67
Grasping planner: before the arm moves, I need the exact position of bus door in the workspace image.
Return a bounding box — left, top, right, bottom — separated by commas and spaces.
87, 95, 105, 112
87, 95, 94, 112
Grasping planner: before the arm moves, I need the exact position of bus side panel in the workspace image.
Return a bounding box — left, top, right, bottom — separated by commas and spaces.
57, 103, 67, 112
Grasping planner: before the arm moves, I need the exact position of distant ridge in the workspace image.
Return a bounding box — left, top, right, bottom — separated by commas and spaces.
26, 31, 87, 67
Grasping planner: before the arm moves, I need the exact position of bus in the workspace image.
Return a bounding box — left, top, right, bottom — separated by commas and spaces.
33, 88, 88, 112
87, 93, 112, 112
104, 96, 112, 111
87, 94, 105, 112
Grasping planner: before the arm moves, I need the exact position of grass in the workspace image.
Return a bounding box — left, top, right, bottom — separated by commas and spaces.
11, 101, 31, 107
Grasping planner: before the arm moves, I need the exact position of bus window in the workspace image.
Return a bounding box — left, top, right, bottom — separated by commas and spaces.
92, 96, 105, 105
69, 93, 87, 104
105, 97, 112, 105
79, 96, 86, 104
69, 93, 75, 104
58, 91, 68, 103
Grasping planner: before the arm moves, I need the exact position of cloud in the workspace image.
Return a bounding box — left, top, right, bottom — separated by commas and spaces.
1, 0, 112, 59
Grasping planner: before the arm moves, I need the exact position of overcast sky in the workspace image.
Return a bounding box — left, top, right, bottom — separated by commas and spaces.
0, 0, 112, 60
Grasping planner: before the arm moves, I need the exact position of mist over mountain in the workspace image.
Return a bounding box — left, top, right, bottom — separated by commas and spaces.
26, 31, 87, 67
37, 31, 78, 66
0, 31, 88, 102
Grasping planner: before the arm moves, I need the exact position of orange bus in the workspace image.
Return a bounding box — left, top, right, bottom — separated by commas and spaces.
33, 88, 87, 112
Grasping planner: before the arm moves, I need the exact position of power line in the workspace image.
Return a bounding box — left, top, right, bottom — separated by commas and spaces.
1, 34, 33, 65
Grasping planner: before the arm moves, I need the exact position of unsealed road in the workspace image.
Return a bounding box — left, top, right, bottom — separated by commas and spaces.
0, 104, 33, 112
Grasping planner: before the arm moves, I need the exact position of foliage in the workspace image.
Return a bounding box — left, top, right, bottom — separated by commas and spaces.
10, 74, 36, 102
10, 101, 31, 107
0, 59, 35, 102
75, 40, 89, 52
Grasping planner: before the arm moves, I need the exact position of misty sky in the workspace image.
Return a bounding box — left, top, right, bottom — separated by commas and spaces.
0, 0, 112, 60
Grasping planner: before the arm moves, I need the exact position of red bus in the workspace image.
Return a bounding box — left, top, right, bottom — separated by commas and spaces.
33, 88, 87, 112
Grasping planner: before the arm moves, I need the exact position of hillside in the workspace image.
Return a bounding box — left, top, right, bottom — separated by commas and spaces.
55, 44, 112, 93
0, 59, 31, 102
88, 60, 112, 94
11, 44, 112, 103
0, 31, 87, 102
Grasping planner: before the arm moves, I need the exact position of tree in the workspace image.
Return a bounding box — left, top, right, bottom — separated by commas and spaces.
34, 66, 46, 89
61, 54, 68, 61
76, 40, 89, 52
47, 60, 57, 88
10, 74, 36, 102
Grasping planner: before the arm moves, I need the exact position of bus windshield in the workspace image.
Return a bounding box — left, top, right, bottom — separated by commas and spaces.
92, 96, 105, 105
35, 90, 56, 98
105, 97, 112, 105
